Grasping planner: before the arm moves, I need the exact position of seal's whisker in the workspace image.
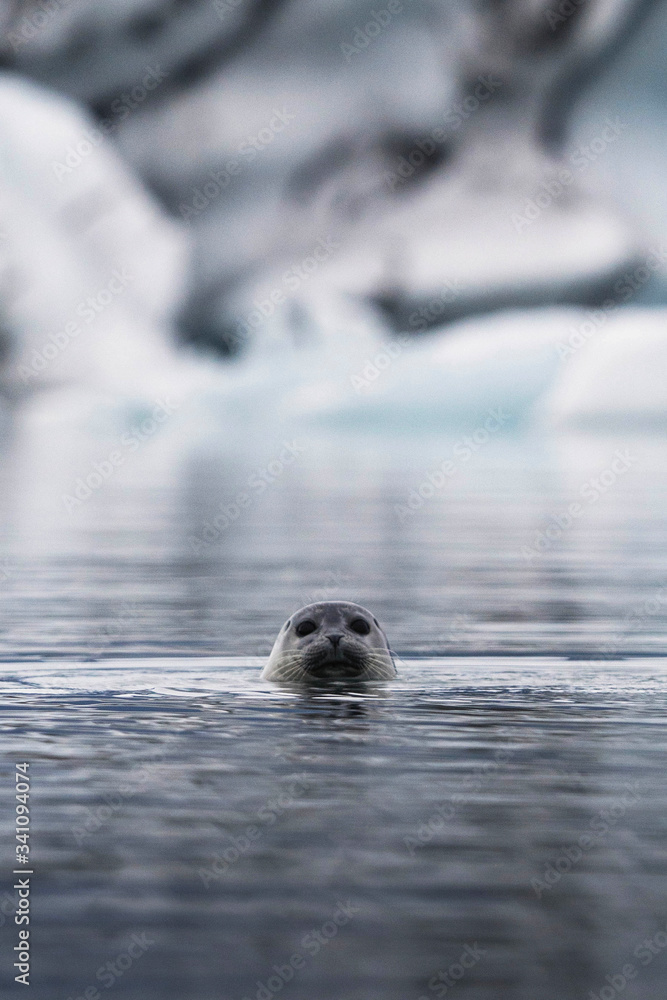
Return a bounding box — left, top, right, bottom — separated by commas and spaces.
280, 661, 304, 681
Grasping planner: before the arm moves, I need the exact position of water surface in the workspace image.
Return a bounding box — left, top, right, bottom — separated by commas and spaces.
0, 425, 666, 999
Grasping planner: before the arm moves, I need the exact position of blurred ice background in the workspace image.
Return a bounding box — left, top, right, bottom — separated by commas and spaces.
0, 0, 662, 425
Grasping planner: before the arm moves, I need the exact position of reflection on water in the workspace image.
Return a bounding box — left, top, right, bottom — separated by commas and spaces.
1, 660, 667, 1000
0, 416, 666, 999
0, 417, 664, 661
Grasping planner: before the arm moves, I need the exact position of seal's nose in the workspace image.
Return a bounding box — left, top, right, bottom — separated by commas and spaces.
327, 633, 343, 648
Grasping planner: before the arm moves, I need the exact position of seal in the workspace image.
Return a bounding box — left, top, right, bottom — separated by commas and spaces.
262, 601, 396, 682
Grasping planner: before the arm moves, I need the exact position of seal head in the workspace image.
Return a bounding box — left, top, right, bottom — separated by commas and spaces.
262, 601, 396, 683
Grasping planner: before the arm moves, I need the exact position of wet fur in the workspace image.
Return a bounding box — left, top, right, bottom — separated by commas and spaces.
262, 602, 396, 683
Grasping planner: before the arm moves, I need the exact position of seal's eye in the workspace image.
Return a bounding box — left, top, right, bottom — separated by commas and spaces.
350, 618, 371, 635
295, 620, 317, 637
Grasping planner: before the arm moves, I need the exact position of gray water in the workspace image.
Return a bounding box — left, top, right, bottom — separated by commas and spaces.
0, 422, 666, 999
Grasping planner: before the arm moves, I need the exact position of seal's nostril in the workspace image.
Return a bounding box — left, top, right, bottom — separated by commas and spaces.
327, 633, 343, 647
